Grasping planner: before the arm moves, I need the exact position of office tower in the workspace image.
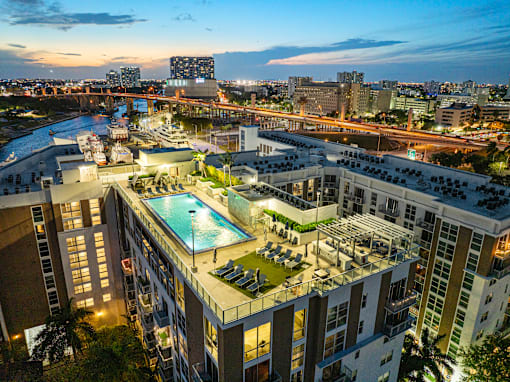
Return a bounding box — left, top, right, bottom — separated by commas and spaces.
169, 56, 214, 80
0, 145, 125, 342
391, 97, 435, 114
106, 70, 121, 88
288, 76, 312, 98
370, 89, 396, 114
423, 81, 441, 95
120, 67, 141, 88
292, 82, 340, 115
379, 80, 398, 90
337, 71, 364, 84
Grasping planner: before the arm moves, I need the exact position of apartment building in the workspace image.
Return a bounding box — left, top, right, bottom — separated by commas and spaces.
435, 103, 473, 128
391, 97, 435, 115
0, 145, 125, 342
292, 82, 340, 115
369, 89, 396, 114
243, 129, 510, 364
288, 77, 312, 99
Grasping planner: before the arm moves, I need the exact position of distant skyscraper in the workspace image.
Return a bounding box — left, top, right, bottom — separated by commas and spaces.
106, 70, 120, 88
288, 76, 312, 98
169, 56, 214, 80
337, 70, 364, 84
120, 67, 141, 88
378, 80, 398, 90
424, 80, 441, 95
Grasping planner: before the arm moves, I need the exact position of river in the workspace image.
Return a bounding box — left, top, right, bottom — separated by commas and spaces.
0, 100, 147, 162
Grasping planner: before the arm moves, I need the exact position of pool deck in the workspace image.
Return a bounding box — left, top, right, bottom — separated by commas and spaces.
120, 180, 403, 311
120, 180, 346, 309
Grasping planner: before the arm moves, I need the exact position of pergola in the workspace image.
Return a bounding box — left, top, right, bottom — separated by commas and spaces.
316, 214, 414, 267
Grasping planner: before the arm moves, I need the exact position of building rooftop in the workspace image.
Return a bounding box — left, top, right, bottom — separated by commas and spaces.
260, 131, 510, 220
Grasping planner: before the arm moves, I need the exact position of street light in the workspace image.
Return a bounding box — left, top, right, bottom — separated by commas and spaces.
189, 209, 197, 272
315, 190, 321, 271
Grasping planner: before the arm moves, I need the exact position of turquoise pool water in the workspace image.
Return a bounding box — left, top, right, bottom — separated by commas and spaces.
143, 193, 251, 253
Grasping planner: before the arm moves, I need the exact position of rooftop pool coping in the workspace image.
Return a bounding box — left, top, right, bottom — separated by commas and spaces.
142, 192, 255, 255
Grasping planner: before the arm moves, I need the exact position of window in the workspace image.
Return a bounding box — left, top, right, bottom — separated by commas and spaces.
466, 252, 479, 272
47, 290, 59, 305
72, 267, 90, 284
378, 371, 390, 382
440, 222, 458, 242
74, 283, 92, 294
35, 224, 46, 240
458, 291, 470, 309
436, 241, 455, 261
380, 350, 393, 366
67, 236, 86, 253
430, 277, 448, 297
361, 294, 367, 308
355, 350, 360, 359
89, 199, 101, 225
41, 258, 53, 274
85, 298, 94, 307
404, 204, 416, 221
96, 248, 106, 264
476, 330, 484, 340
427, 294, 444, 314
324, 330, 345, 358
291, 370, 303, 382
38, 242, 50, 257
31, 206, 44, 222
371, 193, 377, 206
291, 344, 305, 370
470, 232, 483, 252
462, 272, 474, 291
98, 263, 108, 279
327, 302, 348, 331
69, 252, 88, 269
480, 312, 488, 323
485, 293, 493, 305
455, 309, 466, 327
176, 278, 185, 311
103, 293, 111, 302
101, 278, 109, 288
61, 202, 81, 219
358, 320, 364, 334
204, 317, 218, 360
433, 259, 451, 279
94, 232, 104, 248
244, 322, 271, 362
44, 275, 55, 289
293, 309, 306, 341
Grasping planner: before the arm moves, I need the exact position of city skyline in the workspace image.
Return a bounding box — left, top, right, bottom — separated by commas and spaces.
1, 0, 510, 81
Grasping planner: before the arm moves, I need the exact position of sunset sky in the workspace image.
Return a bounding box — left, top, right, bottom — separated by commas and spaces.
1, 0, 510, 82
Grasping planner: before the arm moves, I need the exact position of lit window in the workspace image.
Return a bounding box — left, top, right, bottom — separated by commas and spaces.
67, 236, 86, 253
85, 298, 94, 307
89, 199, 100, 215
72, 267, 90, 284
98, 263, 108, 279
94, 232, 104, 247
291, 344, 305, 370
91, 215, 102, 226
35, 224, 46, 240
96, 248, 106, 263
76, 300, 86, 308
69, 252, 88, 269
293, 309, 306, 341
100, 278, 109, 288
74, 283, 92, 294
244, 322, 271, 362
204, 317, 218, 360
103, 293, 111, 302
61, 202, 81, 219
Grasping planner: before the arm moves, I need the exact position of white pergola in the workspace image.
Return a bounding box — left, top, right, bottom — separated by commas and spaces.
317, 214, 414, 266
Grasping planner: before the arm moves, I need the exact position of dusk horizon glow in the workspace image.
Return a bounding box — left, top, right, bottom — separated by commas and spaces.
1, 0, 510, 82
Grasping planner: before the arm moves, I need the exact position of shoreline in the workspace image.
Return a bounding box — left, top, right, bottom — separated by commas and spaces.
0, 112, 83, 149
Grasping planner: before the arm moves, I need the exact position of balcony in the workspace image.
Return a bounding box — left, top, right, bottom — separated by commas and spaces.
345, 193, 364, 205
378, 205, 399, 217
157, 345, 173, 369
385, 292, 418, 314
416, 219, 435, 232
192, 363, 212, 382
495, 248, 510, 261
138, 294, 153, 315
139, 312, 154, 332
143, 331, 157, 350
137, 276, 151, 295
158, 366, 174, 382
490, 263, 510, 279
419, 238, 432, 250
154, 308, 170, 328
383, 317, 413, 338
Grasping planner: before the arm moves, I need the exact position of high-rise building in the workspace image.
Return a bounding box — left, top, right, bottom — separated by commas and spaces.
337, 71, 364, 84
391, 97, 435, 114
288, 76, 312, 98
423, 81, 441, 95
369, 89, 397, 114
378, 80, 398, 90
169, 56, 214, 80
120, 67, 141, 88
106, 70, 121, 88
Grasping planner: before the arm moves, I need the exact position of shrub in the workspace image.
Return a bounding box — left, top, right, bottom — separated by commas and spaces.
263, 209, 335, 233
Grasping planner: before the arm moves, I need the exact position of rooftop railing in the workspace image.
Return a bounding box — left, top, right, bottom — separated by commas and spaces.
113, 182, 419, 326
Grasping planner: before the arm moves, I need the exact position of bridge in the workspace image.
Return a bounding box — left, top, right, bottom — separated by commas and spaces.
34, 87, 494, 149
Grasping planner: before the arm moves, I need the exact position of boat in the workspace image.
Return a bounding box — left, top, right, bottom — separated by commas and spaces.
150, 124, 190, 148
107, 118, 129, 141
110, 143, 133, 164
92, 151, 107, 166
0, 152, 17, 167
49, 129, 56, 136
75, 131, 107, 165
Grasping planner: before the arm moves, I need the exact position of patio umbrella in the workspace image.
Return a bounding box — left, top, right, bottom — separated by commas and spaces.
285, 221, 289, 230
272, 214, 276, 223
255, 268, 260, 284
212, 248, 217, 271
304, 243, 308, 258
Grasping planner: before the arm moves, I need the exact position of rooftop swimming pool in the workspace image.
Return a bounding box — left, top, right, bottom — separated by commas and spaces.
143, 193, 252, 253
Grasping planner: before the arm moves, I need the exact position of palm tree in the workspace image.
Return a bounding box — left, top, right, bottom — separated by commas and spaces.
218, 151, 236, 186
398, 328, 456, 382
32, 298, 95, 363
192, 148, 208, 177
486, 141, 499, 162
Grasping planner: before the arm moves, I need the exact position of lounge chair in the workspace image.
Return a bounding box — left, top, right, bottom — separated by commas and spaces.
163, 185, 172, 193
278, 229, 284, 237
275, 249, 292, 265
178, 183, 185, 191
146, 187, 157, 196
225, 264, 244, 282
247, 274, 267, 294
171, 184, 178, 193
285, 254, 303, 270
155, 186, 166, 194
236, 269, 255, 287
265, 245, 282, 261
214, 260, 234, 277
136, 189, 145, 197
256, 241, 273, 256
291, 237, 298, 245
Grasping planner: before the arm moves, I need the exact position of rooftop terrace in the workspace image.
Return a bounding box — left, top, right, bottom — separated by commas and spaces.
114, 180, 418, 325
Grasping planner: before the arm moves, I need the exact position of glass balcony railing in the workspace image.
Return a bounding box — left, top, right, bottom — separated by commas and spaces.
378, 205, 400, 217
385, 292, 417, 313
154, 308, 170, 328
416, 219, 435, 232
114, 182, 419, 325
383, 317, 414, 338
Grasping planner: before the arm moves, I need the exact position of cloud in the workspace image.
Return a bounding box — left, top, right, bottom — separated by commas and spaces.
8, 43, 26, 48
4, 0, 146, 30
111, 56, 139, 61
173, 13, 195, 22
57, 52, 81, 56
205, 27, 213, 32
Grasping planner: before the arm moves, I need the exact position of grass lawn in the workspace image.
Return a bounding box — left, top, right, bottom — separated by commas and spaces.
211, 251, 309, 298
199, 177, 225, 189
